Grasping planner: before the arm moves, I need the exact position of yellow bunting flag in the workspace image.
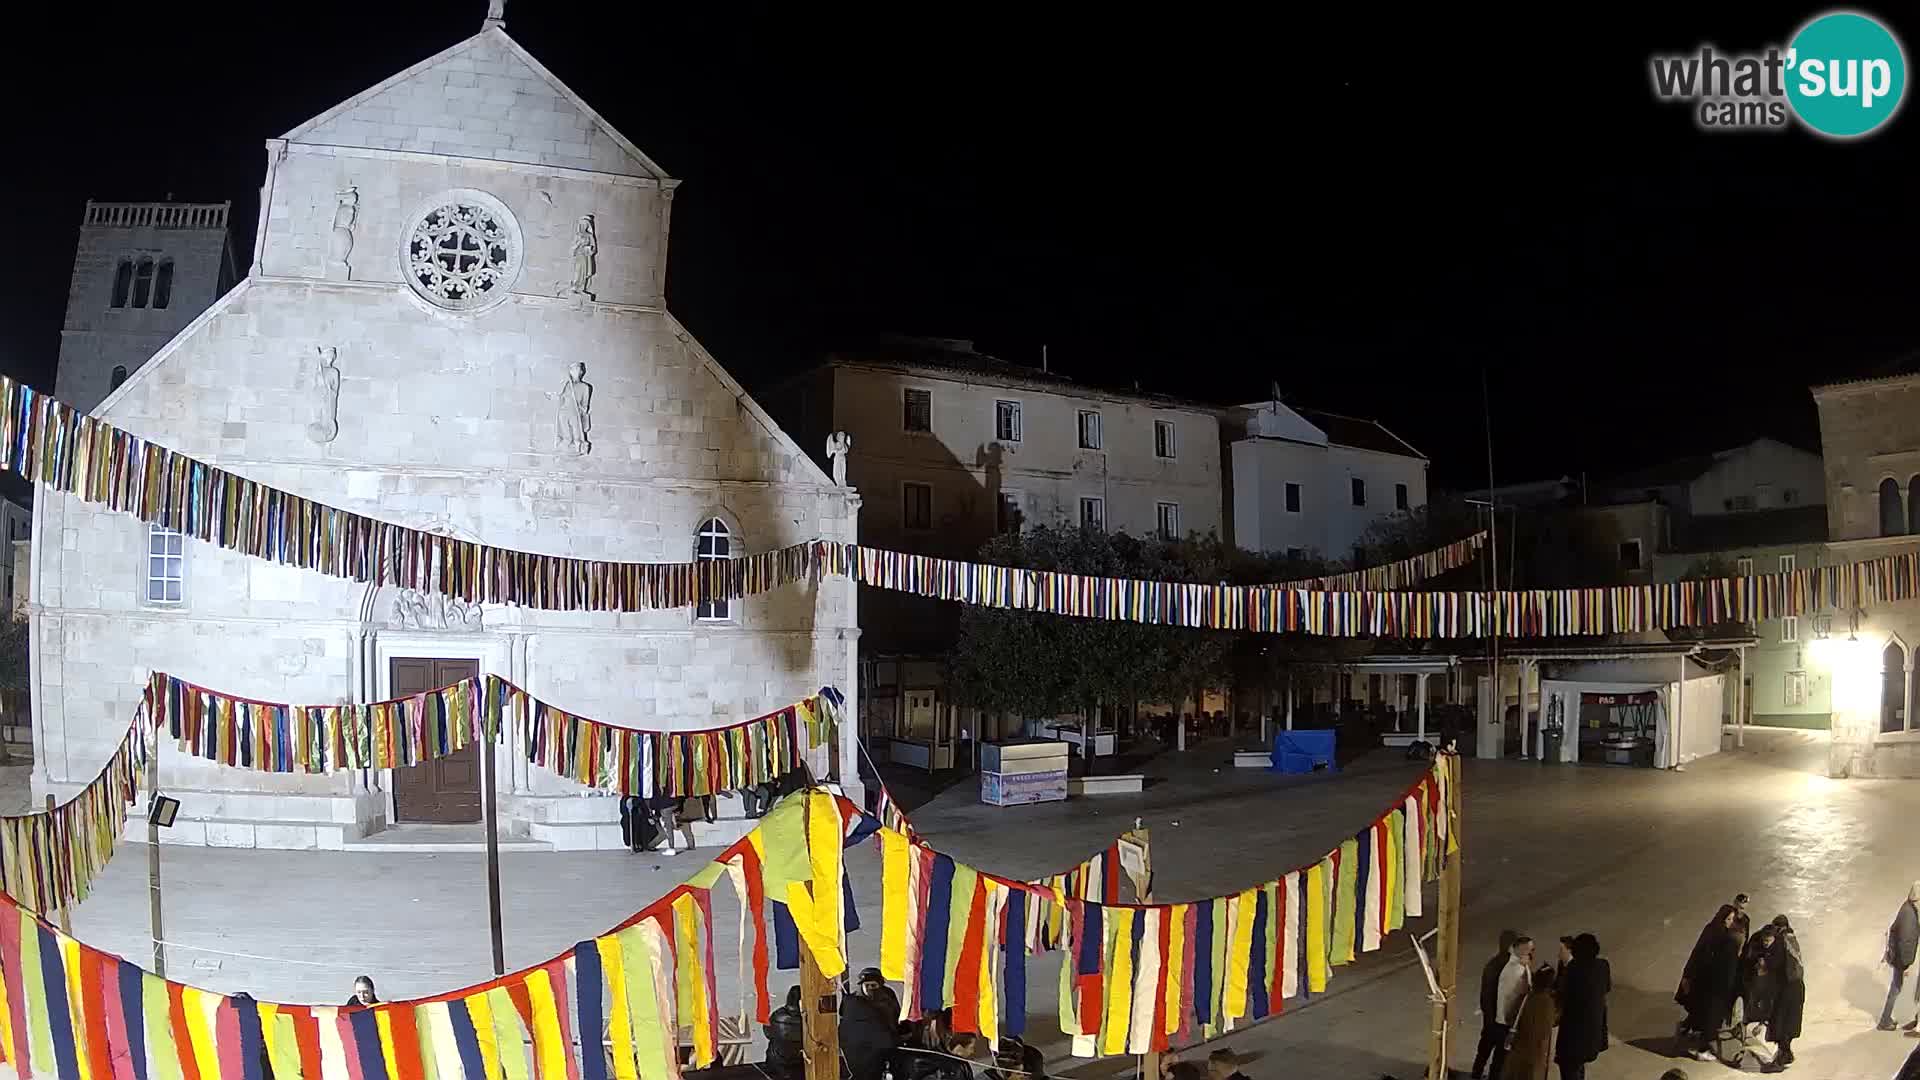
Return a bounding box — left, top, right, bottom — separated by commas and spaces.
880, 829, 910, 980
1100, 908, 1136, 1056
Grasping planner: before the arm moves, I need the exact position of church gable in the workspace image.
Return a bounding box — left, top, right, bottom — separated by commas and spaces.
283, 28, 668, 181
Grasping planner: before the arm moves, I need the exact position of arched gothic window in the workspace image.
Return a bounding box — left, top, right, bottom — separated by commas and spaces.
110, 260, 133, 308
1880, 478, 1905, 537
110, 366, 128, 391
130, 257, 155, 308
153, 259, 175, 309
696, 518, 734, 621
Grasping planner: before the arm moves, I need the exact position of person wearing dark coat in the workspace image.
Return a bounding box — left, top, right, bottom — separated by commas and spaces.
840, 975, 902, 1080
1883, 883, 1920, 1030
1765, 915, 1806, 1069
1740, 924, 1782, 1028
1677, 904, 1742, 1059
764, 986, 806, 1075
1472, 930, 1523, 1079
1554, 933, 1610, 1080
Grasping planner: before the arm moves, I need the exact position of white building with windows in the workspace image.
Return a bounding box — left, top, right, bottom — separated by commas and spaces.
770, 338, 1223, 765
28, 11, 859, 847
1227, 391, 1429, 559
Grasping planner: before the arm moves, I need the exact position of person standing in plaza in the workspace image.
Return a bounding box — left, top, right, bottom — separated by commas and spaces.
1677, 904, 1742, 1058
1472, 930, 1523, 1080
1554, 933, 1611, 1080
1765, 915, 1805, 1068
1882, 883, 1920, 1031
1500, 965, 1560, 1080
1480, 936, 1536, 1080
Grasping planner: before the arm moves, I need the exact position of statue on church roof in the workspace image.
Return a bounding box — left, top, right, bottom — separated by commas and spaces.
485, 0, 507, 27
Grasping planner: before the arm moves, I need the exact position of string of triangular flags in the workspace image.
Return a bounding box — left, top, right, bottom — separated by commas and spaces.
0, 372, 1474, 621
9, 369, 1918, 635
0, 792, 856, 1080
0, 723, 146, 918
3, 677, 840, 916
0, 760, 1456, 1077
865, 756, 1456, 1054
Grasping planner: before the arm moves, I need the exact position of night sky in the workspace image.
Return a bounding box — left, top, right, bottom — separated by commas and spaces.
2, 1, 1913, 488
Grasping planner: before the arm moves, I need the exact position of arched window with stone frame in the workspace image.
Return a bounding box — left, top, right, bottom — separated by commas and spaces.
152, 258, 175, 310
1883, 636, 1910, 735
695, 516, 739, 622
130, 257, 155, 308
1879, 477, 1905, 537
110, 259, 133, 308
109, 366, 128, 391
1909, 476, 1920, 536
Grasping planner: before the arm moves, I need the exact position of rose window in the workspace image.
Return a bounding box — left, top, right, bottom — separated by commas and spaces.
404, 200, 518, 310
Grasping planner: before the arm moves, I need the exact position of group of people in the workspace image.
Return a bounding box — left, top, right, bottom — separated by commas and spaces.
764, 968, 1048, 1080
619, 767, 812, 856
1470, 931, 1612, 1080
1676, 892, 1805, 1069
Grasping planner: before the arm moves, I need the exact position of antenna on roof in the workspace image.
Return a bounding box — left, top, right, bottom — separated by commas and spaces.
1270, 381, 1283, 403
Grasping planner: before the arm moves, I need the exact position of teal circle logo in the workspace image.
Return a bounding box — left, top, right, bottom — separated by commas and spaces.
1786, 11, 1907, 137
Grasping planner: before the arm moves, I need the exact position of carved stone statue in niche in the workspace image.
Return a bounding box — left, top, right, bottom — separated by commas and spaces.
327, 186, 358, 281
564, 215, 597, 300
306, 346, 341, 444
826, 431, 852, 486
392, 588, 485, 632
556, 362, 592, 455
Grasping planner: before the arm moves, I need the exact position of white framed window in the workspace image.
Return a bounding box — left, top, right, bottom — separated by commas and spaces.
145, 525, 185, 605
1077, 410, 1102, 450
1779, 553, 1796, 574
1079, 497, 1105, 531
695, 518, 734, 621
1736, 557, 1754, 577
995, 400, 1023, 443
1784, 670, 1808, 707
1156, 502, 1180, 540
997, 489, 1024, 535
903, 388, 932, 433
1154, 420, 1176, 459
903, 482, 933, 531
1781, 616, 1799, 643
1285, 483, 1302, 513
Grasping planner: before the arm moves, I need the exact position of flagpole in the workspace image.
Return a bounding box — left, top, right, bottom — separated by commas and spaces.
484, 735, 506, 976
1425, 753, 1463, 1080
147, 724, 166, 976
800, 793, 842, 1080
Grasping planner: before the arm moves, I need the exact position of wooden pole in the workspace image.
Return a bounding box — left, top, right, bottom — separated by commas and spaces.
483, 740, 506, 976
799, 796, 840, 1080
147, 732, 166, 976
1128, 824, 1161, 1080
1425, 754, 1463, 1080
45, 793, 71, 936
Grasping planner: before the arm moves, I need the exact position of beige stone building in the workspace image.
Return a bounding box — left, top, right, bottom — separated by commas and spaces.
1812, 363, 1920, 777
30, 12, 859, 847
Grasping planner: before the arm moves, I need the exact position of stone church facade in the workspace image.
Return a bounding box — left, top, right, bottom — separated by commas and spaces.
29, 15, 861, 848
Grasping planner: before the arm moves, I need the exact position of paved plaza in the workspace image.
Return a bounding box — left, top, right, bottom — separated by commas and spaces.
36, 729, 1920, 1080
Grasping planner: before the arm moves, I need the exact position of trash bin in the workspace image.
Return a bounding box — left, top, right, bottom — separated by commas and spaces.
1543, 730, 1563, 763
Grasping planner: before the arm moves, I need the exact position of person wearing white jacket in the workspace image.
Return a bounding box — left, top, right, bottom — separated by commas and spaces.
1481, 936, 1537, 1080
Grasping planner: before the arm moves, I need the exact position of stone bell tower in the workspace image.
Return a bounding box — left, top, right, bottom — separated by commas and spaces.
53, 200, 239, 414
